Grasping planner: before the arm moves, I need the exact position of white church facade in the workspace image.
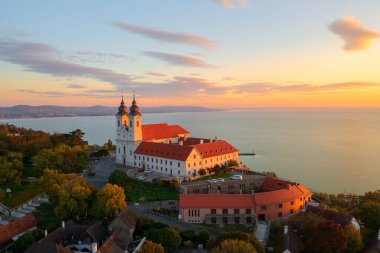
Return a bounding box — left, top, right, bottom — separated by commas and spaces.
115, 96, 240, 179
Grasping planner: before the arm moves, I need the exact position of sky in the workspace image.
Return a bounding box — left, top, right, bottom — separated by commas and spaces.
1, 0, 380, 108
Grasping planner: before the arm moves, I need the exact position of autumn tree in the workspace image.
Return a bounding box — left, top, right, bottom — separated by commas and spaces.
216, 231, 264, 253
40, 169, 97, 219
140, 240, 164, 253
211, 239, 257, 253
92, 183, 126, 218
344, 224, 363, 253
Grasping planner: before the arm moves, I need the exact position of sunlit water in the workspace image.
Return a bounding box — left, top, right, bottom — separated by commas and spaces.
2, 109, 380, 194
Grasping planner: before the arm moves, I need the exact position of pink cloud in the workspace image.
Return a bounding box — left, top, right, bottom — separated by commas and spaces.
215, 0, 250, 8
329, 16, 380, 51
112, 22, 217, 50
144, 51, 217, 68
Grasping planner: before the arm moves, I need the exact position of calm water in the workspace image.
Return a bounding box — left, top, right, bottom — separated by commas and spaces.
2, 109, 380, 194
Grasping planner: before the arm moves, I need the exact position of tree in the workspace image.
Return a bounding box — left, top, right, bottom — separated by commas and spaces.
140, 240, 164, 253
211, 239, 257, 253
217, 231, 264, 253
109, 170, 129, 186
344, 224, 363, 253
196, 230, 210, 248
360, 202, 380, 231
0, 152, 24, 186
40, 169, 97, 219
198, 169, 206, 176
147, 227, 181, 253
304, 220, 347, 253
0, 189, 5, 201
11, 229, 44, 253
92, 183, 126, 218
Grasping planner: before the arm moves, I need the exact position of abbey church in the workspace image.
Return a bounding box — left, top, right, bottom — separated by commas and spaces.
115, 96, 240, 180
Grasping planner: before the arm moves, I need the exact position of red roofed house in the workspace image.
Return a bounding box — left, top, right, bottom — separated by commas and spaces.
115, 97, 239, 179
0, 214, 38, 251
179, 177, 312, 223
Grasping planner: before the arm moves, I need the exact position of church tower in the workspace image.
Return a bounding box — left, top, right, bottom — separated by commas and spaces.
115, 96, 128, 165
125, 95, 142, 166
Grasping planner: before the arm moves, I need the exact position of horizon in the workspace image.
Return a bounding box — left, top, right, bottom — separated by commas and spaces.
1, 1, 380, 108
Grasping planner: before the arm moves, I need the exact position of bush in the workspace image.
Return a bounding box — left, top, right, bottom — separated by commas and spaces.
12, 229, 44, 253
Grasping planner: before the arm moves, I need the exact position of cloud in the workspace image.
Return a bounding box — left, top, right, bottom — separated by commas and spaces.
144, 51, 216, 68
215, 0, 250, 8
233, 81, 379, 94
66, 84, 86, 89
0, 39, 133, 86
147, 72, 166, 77
329, 16, 380, 51
111, 22, 217, 50
17, 89, 67, 97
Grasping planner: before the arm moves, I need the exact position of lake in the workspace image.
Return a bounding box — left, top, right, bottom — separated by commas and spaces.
2, 109, 380, 194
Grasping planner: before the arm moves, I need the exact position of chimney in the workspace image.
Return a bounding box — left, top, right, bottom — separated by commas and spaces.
91, 242, 98, 253
284, 225, 289, 235
61, 221, 65, 229
44, 229, 48, 237
200, 139, 204, 144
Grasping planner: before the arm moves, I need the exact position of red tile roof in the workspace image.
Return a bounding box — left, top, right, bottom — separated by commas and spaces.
193, 140, 238, 158
134, 142, 194, 161
261, 176, 293, 191
142, 123, 189, 141
180, 194, 255, 209
179, 137, 212, 145
0, 214, 38, 244
254, 184, 310, 205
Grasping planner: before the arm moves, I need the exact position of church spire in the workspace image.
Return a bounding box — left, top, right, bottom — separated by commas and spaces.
117, 95, 127, 115
129, 93, 141, 116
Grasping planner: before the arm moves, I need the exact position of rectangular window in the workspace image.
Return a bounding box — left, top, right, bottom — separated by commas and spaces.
278, 204, 283, 208
234, 217, 240, 224
178, 170, 180, 174
156, 159, 158, 163
160, 159, 163, 164
211, 209, 216, 214
290, 209, 294, 214
290, 201, 294, 205
223, 217, 228, 224
246, 217, 252, 224
261, 205, 267, 211
178, 162, 180, 167
234, 209, 240, 214
165, 160, 167, 165
211, 217, 216, 224
246, 209, 251, 214
278, 212, 283, 217
223, 209, 228, 214
170, 161, 172, 166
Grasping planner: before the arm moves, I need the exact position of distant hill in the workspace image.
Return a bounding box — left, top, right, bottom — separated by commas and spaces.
0, 105, 223, 119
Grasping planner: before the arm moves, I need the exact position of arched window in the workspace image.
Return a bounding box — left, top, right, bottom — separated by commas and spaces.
123, 146, 126, 154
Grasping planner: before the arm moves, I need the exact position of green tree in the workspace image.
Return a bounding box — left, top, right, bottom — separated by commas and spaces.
344, 224, 363, 253
360, 202, 380, 231
0, 189, 5, 201
11, 229, 44, 253
198, 169, 206, 176
108, 169, 129, 186
0, 152, 24, 186
211, 239, 257, 253
147, 227, 181, 253
196, 230, 210, 248
140, 240, 164, 253
92, 183, 126, 218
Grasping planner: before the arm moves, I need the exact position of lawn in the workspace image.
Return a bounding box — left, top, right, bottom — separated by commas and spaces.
33, 203, 61, 232
123, 177, 179, 203
194, 171, 233, 181
2, 180, 44, 208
